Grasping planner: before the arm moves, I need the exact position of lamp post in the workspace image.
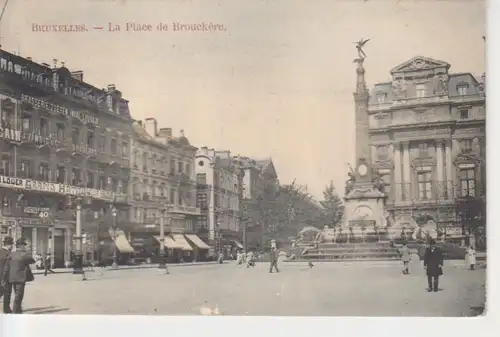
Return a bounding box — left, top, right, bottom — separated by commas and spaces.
111, 204, 118, 269
72, 196, 85, 277
158, 205, 169, 274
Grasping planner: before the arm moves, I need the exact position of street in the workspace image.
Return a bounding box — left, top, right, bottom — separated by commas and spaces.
16, 260, 485, 316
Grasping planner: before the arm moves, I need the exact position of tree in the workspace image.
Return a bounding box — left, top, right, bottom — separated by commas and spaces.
319, 181, 344, 227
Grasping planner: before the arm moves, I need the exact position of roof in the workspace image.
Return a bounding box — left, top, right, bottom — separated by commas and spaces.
132, 121, 165, 148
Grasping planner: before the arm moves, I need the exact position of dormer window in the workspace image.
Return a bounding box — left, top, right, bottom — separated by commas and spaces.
376, 93, 387, 103
457, 83, 469, 96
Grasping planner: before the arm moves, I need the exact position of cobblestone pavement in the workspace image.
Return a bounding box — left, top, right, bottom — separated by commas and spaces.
14, 260, 485, 316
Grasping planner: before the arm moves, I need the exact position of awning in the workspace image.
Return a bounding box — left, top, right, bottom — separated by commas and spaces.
108, 229, 135, 254
232, 240, 244, 249
173, 234, 193, 251
185, 234, 210, 250
153, 236, 183, 249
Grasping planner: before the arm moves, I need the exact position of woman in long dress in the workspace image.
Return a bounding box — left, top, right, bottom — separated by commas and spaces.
466, 246, 476, 271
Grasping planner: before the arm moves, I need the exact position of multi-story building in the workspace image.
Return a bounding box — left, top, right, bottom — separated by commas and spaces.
366, 56, 485, 239
234, 156, 279, 249
129, 118, 200, 251
0, 49, 132, 267
195, 148, 242, 250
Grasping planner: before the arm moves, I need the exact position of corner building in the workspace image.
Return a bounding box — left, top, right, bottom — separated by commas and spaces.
0, 49, 132, 267
367, 56, 485, 238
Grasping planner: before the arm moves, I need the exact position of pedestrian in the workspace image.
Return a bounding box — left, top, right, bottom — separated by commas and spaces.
44, 253, 55, 276
0, 236, 14, 307
269, 247, 279, 273
423, 239, 444, 293
466, 246, 476, 271
1, 238, 36, 314
399, 242, 411, 275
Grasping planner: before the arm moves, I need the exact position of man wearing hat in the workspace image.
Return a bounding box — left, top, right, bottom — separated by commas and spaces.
1, 238, 36, 314
423, 239, 444, 293
0, 236, 14, 305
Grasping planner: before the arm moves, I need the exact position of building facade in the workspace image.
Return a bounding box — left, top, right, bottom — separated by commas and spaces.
0, 49, 132, 267
129, 118, 200, 239
367, 56, 485, 238
195, 148, 242, 248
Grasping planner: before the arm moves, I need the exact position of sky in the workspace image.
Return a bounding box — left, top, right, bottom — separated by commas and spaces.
0, 0, 485, 199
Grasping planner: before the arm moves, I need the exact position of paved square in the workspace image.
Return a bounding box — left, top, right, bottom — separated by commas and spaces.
17, 260, 485, 316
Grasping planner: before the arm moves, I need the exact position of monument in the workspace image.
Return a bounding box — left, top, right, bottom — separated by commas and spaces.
338, 38, 388, 243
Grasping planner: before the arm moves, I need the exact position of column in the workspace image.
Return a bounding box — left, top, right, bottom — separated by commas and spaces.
31, 227, 38, 258
402, 141, 411, 201
435, 140, 444, 198
49, 229, 55, 268
393, 142, 403, 201
445, 140, 453, 200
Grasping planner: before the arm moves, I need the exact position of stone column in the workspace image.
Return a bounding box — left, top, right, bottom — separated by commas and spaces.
402, 141, 411, 201
393, 142, 403, 201
435, 140, 444, 198
445, 140, 453, 200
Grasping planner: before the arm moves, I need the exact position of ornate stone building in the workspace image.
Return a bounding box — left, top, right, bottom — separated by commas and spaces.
367, 56, 485, 236
0, 49, 132, 267
129, 118, 200, 238
195, 148, 242, 250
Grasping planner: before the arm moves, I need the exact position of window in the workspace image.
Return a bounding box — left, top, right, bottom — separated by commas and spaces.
376, 93, 387, 103
98, 176, 106, 189
377, 146, 388, 160
111, 178, 117, 192
460, 169, 475, 197
87, 130, 94, 148
72, 128, 80, 145
56, 123, 65, 141
177, 190, 182, 205
19, 160, 32, 178
460, 109, 469, 119
110, 139, 117, 155
87, 172, 94, 188
143, 152, 148, 170
72, 168, 81, 186
457, 84, 469, 96
170, 159, 176, 174
21, 113, 31, 131
170, 189, 176, 204
417, 171, 432, 200
416, 84, 425, 98
98, 135, 106, 153
418, 142, 429, 157
39, 118, 49, 137
178, 161, 183, 174
121, 142, 128, 157
460, 139, 473, 153
198, 160, 204, 166
1, 157, 12, 176
185, 163, 191, 177
39, 163, 50, 181
56, 166, 66, 184
197, 173, 207, 185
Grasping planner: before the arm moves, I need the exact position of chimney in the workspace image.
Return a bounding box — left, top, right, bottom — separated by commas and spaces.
71, 71, 83, 81
158, 127, 172, 140
107, 84, 116, 91
144, 118, 158, 137
26, 57, 32, 61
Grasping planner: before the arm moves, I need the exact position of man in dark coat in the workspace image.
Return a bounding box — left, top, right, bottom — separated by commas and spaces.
423, 239, 444, 292
269, 247, 279, 273
2, 238, 36, 314
0, 236, 14, 306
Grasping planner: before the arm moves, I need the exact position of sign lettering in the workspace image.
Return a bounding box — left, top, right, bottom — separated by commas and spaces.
0, 128, 21, 142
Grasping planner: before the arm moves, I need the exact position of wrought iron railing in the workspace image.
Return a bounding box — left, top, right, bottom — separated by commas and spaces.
390, 180, 484, 204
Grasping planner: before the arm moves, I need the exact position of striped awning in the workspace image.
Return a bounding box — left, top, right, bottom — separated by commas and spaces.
173, 234, 193, 251
185, 234, 210, 250
232, 240, 244, 249
108, 229, 135, 253
154, 236, 184, 249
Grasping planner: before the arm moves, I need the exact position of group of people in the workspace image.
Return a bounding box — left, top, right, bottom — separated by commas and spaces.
0, 236, 36, 314
235, 247, 280, 273
399, 239, 478, 293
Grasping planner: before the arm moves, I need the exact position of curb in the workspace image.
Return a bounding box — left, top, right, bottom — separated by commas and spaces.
32, 261, 224, 275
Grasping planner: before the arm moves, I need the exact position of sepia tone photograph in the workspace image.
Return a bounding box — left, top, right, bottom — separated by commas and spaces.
0, 0, 487, 319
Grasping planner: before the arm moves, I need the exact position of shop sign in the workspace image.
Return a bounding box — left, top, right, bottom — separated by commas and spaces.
23, 206, 51, 215
0, 128, 21, 142
20, 94, 99, 125
0, 176, 24, 187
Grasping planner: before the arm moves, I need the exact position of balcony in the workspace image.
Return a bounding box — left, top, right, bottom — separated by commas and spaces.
171, 173, 193, 185
72, 144, 97, 157
169, 204, 201, 215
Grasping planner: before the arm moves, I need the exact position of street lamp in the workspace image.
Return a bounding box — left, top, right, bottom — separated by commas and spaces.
111, 204, 118, 269
158, 201, 169, 274
72, 196, 86, 279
